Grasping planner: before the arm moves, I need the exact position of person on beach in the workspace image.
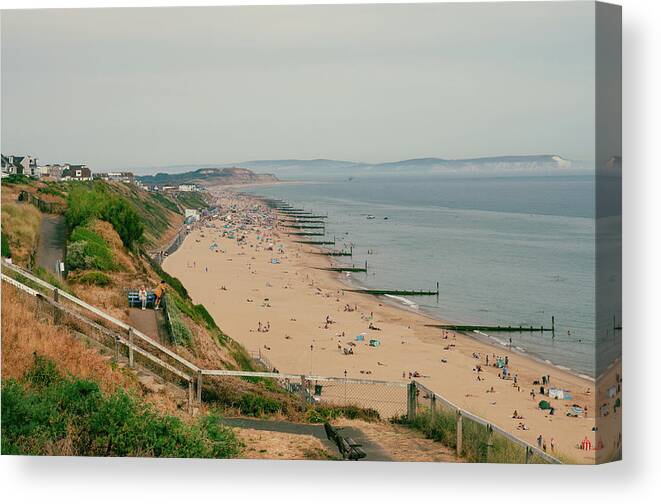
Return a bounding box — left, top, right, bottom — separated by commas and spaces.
138, 285, 147, 310
154, 280, 166, 310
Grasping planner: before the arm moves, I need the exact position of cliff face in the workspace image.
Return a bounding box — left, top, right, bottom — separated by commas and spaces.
137, 167, 278, 187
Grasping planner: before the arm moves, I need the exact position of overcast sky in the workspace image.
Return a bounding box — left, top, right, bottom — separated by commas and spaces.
1, 3, 595, 172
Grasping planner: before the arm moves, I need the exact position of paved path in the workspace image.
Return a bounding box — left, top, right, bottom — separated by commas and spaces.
218, 417, 392, 461
36, 214, 67, 274
128, 308, 161, 341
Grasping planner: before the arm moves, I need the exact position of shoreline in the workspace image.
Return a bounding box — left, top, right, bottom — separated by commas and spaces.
163, 190, 619, 463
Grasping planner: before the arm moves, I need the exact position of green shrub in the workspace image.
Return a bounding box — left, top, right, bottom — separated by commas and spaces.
66, 185, 144, 249
33, 266, 67, 292
2, 174, 32, 185
234, 393, 282, 417
99, 198, 144, 249
66, 226, 116, 271
1, 356, 240, 458
150, 192, 181, 214
77, 271, 112, 286
37, 186, 65, 198
306, 405, 380, 424
1, 231, 11, 258
163, 293, 193, 347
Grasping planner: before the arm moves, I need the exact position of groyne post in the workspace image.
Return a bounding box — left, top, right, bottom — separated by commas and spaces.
456, 411, 463, 456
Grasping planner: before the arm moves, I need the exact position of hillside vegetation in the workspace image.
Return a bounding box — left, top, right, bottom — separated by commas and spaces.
0, 202, 41, 267
137, 167, 278, 187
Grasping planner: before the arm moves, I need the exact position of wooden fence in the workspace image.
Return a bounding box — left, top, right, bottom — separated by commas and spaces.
1, 260, 561, 463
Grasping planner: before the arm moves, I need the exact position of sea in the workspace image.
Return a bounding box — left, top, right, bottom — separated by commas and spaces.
243, 174, 621, 378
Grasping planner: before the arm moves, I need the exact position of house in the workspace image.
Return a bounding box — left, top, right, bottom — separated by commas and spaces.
38, 164, 64, 180
178, 184, 197, 192
184, 208, 200, 221
94, 171, 135, 184
1, 154, 39, 176
61, 164, 92, 181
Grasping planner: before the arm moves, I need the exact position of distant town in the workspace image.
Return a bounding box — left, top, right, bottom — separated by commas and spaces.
1, 153, 201, 193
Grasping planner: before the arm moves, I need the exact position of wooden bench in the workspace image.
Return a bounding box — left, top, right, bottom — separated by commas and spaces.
324, 422, 367, 461
127, 290, 157, 308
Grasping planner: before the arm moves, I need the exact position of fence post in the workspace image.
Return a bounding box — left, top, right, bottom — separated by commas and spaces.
525, 445, 531, 464
128, 328, 134, 368
300, 374, 307, 404
188, 380, 194, 414
407, 382, 417, 421
456, 411, 463, 456
485, 425, 494, 462
430, 393, 437, 422
196, 370, 203, 403
53, 288, 61, 324
114, 336, 121, 362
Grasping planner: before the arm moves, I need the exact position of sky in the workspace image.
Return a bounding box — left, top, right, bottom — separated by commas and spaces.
1, 2, 595, 172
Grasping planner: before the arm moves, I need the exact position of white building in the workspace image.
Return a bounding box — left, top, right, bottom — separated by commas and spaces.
178, 184, 197, 192
184, 208, 200, 221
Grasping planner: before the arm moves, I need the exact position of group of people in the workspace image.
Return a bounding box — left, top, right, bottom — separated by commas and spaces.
257, 321, 271, 333
136, 280, 167, 310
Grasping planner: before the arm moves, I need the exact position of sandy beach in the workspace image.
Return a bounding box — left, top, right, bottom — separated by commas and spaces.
163, 190, 621, 463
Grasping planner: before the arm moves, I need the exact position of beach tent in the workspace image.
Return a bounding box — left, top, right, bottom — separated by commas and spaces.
355, 334, 365, 342
369, 339, 381, 347
549, 387, 565, 399
538, 400, 552, 410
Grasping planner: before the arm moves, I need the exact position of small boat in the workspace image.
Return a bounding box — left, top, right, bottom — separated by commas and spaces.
367, 215, 375, 220
383, 216, 389, 220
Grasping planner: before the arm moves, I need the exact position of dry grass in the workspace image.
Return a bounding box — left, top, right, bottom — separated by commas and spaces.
234, 428, 336, 460
1, 202, 41, 266
1, 283, 130, 394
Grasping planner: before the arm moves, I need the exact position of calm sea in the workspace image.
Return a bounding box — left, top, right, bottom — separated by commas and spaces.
244, 175, 620, 377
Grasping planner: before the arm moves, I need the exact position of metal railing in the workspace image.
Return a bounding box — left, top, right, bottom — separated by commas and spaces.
2, 260, 561, 463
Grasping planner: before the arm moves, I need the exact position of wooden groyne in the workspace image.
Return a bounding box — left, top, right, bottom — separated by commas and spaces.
313, 248, 353, 257
293, 239, 336, 245
344, 282, 440, 297
281, 224, 325, 230
426, 316, 556, 335
287, 231, 326, 236
281, 219, 326, 224
426, 324, 554, 333
318, 261, 368, 273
